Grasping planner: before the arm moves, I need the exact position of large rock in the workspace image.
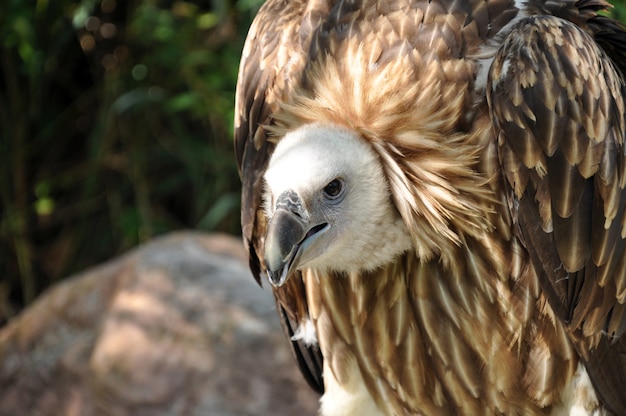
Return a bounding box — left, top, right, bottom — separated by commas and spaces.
0, 232, 320, 415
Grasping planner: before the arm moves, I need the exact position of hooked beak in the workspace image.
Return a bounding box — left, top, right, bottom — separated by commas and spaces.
264, 192, 328, 287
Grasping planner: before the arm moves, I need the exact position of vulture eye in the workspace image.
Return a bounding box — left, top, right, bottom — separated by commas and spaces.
323, 179, 344, 200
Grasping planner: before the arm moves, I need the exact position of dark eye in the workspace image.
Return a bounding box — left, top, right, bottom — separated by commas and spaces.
323, 179, 343, 199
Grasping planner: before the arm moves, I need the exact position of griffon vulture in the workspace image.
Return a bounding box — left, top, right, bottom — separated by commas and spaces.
234, 0, 626, 414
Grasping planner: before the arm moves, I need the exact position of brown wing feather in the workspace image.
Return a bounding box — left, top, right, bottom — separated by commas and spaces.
234, 0, 331, 394
274, 274, 324, 393
235, 0, 305, 282
487, 13, 626, 414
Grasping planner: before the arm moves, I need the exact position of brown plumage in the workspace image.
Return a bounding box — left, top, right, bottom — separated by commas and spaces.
234, 0, 626, 414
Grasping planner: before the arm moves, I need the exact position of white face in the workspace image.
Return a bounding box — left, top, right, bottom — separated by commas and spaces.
265, 124, 366, 206
263, 123, 412, 278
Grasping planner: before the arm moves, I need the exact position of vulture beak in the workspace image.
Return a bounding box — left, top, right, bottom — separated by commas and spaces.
264, 191, 328, 287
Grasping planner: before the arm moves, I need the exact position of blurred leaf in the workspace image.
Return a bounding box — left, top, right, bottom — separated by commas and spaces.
197, 192, 240, 230
167, 92, 200, 112
197, 12, 218, 29
112, 88, 163, 114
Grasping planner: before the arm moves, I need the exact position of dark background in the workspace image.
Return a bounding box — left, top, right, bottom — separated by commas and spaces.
0, 0, 260, 323
1, 0, 625, 324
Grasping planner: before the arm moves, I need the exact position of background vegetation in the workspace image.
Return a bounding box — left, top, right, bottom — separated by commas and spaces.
0, 0, 262, 323
1, 0, 625, 324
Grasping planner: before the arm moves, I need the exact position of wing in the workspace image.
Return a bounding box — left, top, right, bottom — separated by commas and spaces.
487, 9, 626, 414
234, 0, 328, 393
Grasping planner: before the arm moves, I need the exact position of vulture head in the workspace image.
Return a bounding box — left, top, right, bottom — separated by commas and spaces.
263, 123, 412, 286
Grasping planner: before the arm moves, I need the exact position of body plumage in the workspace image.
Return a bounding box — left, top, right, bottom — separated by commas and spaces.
234, 0, 626, 414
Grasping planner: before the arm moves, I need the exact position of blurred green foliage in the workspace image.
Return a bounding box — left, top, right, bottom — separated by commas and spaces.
0, 0, 262, 322
0, 0, 625, 323
612, 1, 626, 21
